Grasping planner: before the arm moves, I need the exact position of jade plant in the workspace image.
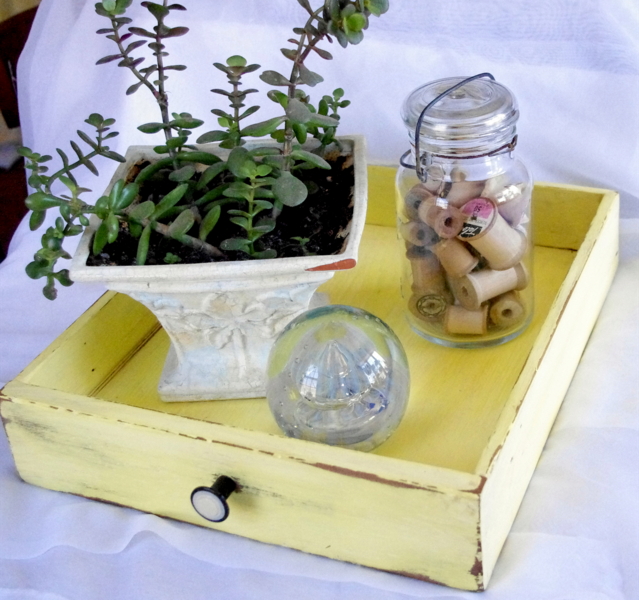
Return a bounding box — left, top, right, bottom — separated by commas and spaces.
19, 0, 389, 299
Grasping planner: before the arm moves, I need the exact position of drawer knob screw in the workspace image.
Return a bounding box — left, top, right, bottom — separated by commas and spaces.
191, 475, 237, 522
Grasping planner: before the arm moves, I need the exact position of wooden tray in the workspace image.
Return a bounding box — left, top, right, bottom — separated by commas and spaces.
0, 169, 619, 591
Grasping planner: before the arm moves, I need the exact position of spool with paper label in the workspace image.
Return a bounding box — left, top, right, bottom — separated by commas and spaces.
458, 198, 527, 270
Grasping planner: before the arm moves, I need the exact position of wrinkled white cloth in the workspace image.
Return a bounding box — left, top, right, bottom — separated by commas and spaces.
1, 0, 638, 598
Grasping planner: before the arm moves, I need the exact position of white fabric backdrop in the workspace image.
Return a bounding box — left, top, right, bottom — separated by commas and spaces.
1, 0, 638, 598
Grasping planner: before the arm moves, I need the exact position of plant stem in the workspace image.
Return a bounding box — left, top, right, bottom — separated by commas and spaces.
109, 5, 178, 169
152, 221, 225, 258
153, 2, 175, 151
282, 7, 325, 169
44, 149, 102, 194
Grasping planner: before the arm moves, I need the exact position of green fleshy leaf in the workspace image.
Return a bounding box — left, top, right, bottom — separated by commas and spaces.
199, 204, 221, 240
25, 259, 50, 280
281, 48, 297, 61
345, 28, 364, 44
108, 179, 124, 211
126, 81, 145, 95
25, 192, 62, 211
249, 147, 282, 157
96, 54, 122, 65
170, 116, 204, 129
143, 2, 170, 19
220, 237, 250, 251
102, 150, 127, 162
254, 187, 275, 199
175, 151, 222, 165
252, 217, 275, 232
65, 224, 84, 236
256, 164, 273, 177
227, 209, 251, 218
226, 55, 246, 67
136, 224, 151, 265
259, 70, 290, 87
153, 183, 188, 220
267, 90, 288, 107
290, 149, 331, 169
365, 0, 389, 16
169, 164, 196, 182
196, 130, 228, 144
252, 248, 277, 259
227, 147, 257, 179
296, 64, 324, 87
29, 210, 46, 231
223, 181, 253, 201
137, 122, 166, 134
95, 195, 110, 219
197, 162, 228, 189
312, 46, 333, 60
112, 181, 140, 211
345, 12, 367, 33
162, 26, 189, 38
92, 221, 109, 255
292, 123, 308, 144
163, 252, 181, 264
128, 200, 155, 222
166, 136, 188, 149
128, 26, 156, 38
307, 113, 340, 127
168, 209, 195, 238
273, 171, 308, 207
55, 269, 74, 287
230, 216, 249, 229
76, 130, 98, 150
241, 116, 286, 138
286, 98, 312, 124
105, 212, 120, 244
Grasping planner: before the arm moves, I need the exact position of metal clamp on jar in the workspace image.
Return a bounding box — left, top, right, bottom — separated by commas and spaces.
396, 74, 534, 347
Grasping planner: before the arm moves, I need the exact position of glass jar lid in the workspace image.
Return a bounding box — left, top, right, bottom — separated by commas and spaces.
402, 76, 519, 156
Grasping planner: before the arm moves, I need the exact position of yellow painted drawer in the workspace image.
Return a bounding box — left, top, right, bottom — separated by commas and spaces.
0, 169, 619, 591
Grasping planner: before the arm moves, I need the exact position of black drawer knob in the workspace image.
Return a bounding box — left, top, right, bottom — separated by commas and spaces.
191, 475, 237, 522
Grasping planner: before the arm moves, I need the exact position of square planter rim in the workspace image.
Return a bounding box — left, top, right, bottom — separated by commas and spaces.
70, 135, 368, 283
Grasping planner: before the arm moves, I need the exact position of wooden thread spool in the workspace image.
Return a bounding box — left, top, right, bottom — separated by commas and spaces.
417, 199, 465, 239
452, 263, 528, 311
458, 197, 527, 270
433, 238, 479, 278
409, 291, 453, 322
445, 179, 486, 208
481, 173, 511, 199
404, 184, 436, 220
489, 291, 525, 328
399, 221, 438, 247
409, 252, 447, 292
444, 305, 488, 335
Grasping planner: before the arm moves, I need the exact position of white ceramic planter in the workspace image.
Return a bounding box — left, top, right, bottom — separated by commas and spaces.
70, 137, 367, 401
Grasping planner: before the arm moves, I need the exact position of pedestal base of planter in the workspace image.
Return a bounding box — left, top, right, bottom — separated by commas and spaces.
126, 279, 332, 402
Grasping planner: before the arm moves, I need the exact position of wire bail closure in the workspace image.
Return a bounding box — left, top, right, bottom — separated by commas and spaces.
402, 73, 513, 182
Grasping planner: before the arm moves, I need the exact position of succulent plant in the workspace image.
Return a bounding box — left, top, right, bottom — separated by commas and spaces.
20, 0, 389, 299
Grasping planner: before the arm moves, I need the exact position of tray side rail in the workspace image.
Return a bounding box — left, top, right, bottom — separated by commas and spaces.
477, 189, 619, 585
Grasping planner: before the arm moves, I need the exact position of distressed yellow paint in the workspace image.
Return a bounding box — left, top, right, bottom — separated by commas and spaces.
1, 170, 619, 591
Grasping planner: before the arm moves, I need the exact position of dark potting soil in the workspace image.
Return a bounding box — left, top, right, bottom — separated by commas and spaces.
86, 154, 355, 267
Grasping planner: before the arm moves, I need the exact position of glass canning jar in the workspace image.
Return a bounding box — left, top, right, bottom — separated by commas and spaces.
396, 75, 533, 348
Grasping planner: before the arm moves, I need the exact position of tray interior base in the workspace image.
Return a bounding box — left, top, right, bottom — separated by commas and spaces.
22, 224, 577, 475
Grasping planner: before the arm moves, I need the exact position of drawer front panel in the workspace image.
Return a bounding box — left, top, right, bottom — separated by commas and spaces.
3, 398, 483, 590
